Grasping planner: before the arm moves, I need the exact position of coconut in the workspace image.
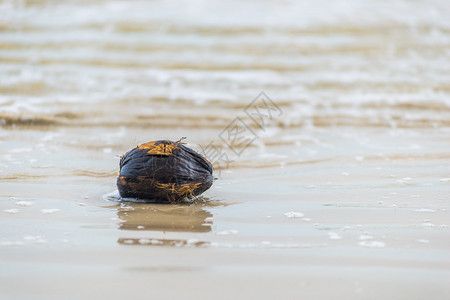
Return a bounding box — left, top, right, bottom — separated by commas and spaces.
117, 140, 213, 203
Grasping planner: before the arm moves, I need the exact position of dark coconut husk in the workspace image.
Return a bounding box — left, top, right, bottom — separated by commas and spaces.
117, 140, 213, 203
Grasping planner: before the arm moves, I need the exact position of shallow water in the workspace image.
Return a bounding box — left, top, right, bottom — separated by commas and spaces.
1, 0, 450, 299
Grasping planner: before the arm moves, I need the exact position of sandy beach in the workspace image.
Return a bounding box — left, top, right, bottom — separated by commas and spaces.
1, 0, 450, 299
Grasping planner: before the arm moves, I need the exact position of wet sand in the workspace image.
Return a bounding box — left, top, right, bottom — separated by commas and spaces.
1, 127, 449, 299
1, 0, 450, 299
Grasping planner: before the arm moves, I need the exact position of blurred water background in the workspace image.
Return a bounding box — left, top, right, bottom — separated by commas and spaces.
1, 0, 450, 299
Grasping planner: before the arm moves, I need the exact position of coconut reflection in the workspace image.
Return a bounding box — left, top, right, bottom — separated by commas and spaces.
117, 202, 213, 233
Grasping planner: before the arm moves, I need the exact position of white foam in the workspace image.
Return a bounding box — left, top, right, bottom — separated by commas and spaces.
417, 239, 429, 244
1, 240, 25, 247
102, 190, 121, 202
359, 234, 374, 240
187, 238, 200, 245
421, 222, 435, 227
149, 239, 164, 245
138, 238, 151, 245
358, 241, 385, 248
23, 235, 48, 244
8, 148, 32, 153
40, 208, 60, 214
15, 201, 34, 207
327, 232, 342, 240
284, 211, 304, 218
413, 208, 436, 213
397, 179, 411, 185
216, 229, 238, 235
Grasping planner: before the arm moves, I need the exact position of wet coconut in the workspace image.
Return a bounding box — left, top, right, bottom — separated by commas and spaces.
117, 139, 213, 203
